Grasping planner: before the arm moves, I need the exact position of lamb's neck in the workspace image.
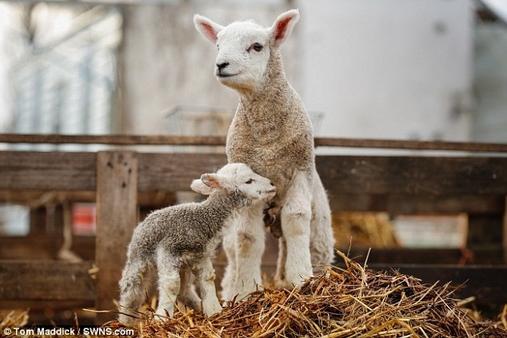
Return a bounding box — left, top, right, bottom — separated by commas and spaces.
201, 190, 246, 232
238, 50, 294, 127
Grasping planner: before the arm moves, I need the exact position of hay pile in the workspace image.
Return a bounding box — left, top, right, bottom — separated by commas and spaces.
117, 252, 507, 337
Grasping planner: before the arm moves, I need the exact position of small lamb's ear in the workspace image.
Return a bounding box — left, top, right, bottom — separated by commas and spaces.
200, 173, 222, 188
194, 14, 224, 43
269, 9, 300, 48
190, 179, 214, 195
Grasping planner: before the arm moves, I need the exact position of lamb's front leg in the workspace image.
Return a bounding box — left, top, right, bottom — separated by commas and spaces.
232, 205, 265, 300
221, 219, 237, 301
193, 257, 222, 316
279, 171, 313, 286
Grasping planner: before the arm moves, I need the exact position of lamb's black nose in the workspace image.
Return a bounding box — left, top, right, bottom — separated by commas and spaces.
216, 62, 229, 71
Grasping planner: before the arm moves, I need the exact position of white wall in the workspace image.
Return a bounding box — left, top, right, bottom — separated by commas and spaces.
300, 0, 474, 141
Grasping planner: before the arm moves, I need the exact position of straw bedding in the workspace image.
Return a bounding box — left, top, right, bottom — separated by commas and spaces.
116, 251, 507, 338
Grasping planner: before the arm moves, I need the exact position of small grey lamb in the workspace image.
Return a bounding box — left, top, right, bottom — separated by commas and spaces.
118, 163, 276, 325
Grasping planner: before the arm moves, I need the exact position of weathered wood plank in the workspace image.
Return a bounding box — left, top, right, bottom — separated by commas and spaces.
317, 156, 507, 195
1, 189, 503, 214
2, 151, 507, 195
0, 151, 96, 191
95, 151, 138, 322
329, 194, 505, 214
1, 133, 507, 153
0, 261, 95, 301
137, 152, 226, 192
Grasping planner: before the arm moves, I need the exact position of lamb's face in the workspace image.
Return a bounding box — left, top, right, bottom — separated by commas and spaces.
219, 163, 276, 202
191, 163, 276, 203
213, 22, 270, 91
194, 10, 300, 92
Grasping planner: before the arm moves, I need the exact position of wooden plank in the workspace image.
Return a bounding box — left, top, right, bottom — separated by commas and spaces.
138, 152, 226, 192
0, 261, 94, 301
95, 151, 138, 323
467, 214, 504, 249
1, 133, 507, 153
342, 247, 505, 265
0, 189, 503, 215
329, 194, 505, 214
317, 156, 507, 195
2, 151, 507, 195
0, 151, 96, 191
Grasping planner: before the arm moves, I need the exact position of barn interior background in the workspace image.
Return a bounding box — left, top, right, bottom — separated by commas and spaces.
0, 0, 506, 326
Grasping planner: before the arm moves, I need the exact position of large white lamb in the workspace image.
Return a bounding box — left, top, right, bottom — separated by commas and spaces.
117, 163, 276, 325
194, 9, 335, 300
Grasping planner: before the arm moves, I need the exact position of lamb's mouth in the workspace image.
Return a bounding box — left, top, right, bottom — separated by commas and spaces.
217, 72, 240, 78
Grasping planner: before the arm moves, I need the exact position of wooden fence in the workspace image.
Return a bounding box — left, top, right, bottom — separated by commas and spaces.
0, 134, 506, 323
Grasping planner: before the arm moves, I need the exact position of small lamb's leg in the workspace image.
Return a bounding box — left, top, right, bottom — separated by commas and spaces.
221, 222, 237, 301
177, 266, 201, 310
193, 258, 222, 316
232, 205, 265, 300
279, 170, 313, 287
155, 249, 181, 319
118, 258, 153, 325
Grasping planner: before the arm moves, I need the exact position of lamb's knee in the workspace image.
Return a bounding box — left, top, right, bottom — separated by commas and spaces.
237, 231, 259, 255
281, 208, 311, 237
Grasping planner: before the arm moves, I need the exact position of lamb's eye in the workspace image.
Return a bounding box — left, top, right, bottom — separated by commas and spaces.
245, 179, 254, 184
248, 43, 263, 52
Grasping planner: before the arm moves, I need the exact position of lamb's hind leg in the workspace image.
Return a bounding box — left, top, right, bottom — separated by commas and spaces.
118, 258, 154, 325
155, 248, 180, 319
178, 266, 201, 310
279, 170, 313, 287
310, 174, 335, 274
193, 257, 222, 316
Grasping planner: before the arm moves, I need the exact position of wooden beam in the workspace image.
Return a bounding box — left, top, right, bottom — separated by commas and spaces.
2, 151, 507, 195
0, 151, 96, 191
1, 133, 507, 153
329, 194, 505, 214
95, 151, 138, 323
317, 156, 507, 195
0, 261, 94, 301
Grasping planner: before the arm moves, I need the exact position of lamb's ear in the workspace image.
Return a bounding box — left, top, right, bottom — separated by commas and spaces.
269, 9, 300, 48
194, 14, 224, 43
190, 179, 214, 195
200, 173, 222, 188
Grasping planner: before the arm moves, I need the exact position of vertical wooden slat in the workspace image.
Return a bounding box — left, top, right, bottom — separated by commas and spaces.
95, 151, 138, 323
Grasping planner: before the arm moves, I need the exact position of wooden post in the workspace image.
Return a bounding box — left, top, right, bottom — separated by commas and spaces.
95, 151, 138, 323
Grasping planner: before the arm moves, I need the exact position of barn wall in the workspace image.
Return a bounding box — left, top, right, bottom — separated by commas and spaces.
299, 0, 474, 141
